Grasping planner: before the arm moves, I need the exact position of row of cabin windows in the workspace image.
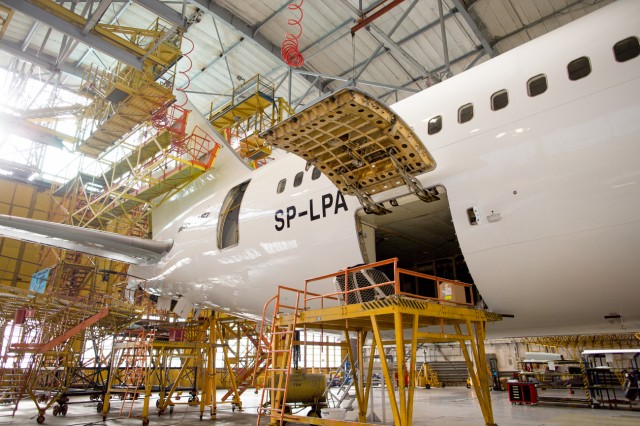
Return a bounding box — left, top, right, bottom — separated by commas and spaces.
276, 166, 322, 194
427, 36, 640, 135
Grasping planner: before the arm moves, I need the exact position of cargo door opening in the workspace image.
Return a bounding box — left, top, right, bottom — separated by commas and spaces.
356, 186, 480, 305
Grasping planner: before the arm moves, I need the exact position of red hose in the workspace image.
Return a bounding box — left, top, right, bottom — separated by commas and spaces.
281, 0, 305, 68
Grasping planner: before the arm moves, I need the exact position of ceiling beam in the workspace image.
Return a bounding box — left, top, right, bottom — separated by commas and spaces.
82, 0, 113, 35
0, 39, 85, 78
185, 0, 324, 91
133, 0, 188, 28
0, 0, 144, 69
450, 0, 495, 58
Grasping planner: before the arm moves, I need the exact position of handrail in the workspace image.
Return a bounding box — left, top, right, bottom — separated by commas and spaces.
303, 257, 475, 309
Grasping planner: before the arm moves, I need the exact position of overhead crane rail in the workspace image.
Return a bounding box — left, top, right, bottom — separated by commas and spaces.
257, 258, 501, 426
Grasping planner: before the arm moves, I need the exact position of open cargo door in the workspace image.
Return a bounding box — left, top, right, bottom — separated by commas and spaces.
261, 88, 438, 214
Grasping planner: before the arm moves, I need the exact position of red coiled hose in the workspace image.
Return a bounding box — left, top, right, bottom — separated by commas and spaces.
281, 0, 305, 68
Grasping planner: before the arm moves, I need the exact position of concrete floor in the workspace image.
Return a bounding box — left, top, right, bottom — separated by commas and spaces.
0, 387, 639, 426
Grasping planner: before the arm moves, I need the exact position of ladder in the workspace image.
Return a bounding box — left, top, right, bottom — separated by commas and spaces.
324, 355, 356, 409
256, 288, 303, 426
118, 329, 155, 417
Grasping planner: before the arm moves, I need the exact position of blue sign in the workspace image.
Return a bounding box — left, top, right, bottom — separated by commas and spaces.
30, 268, 50, 294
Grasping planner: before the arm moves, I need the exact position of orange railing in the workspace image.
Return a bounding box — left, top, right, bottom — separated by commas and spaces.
302, 258, 475, 310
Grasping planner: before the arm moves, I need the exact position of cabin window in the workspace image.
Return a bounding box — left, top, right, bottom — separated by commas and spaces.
218, 180, 250, 249
458, 103, 474, 124
311, 167, 321, 180
527, 74, 547, 97
567, 56, 591, 80
293, 171, 304, 187
427, 115, 442, 135
613, 36, 640, 62
277, 178, 286, 194
491, 90, 509, 111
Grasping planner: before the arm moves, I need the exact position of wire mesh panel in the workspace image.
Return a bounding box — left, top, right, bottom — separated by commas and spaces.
334, 267, 394, 305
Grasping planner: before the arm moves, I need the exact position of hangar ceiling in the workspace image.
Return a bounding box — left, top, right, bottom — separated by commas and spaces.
0, 0, 613, 185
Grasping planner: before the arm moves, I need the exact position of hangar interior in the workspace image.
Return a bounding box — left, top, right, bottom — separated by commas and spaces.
0, 1, 638, 425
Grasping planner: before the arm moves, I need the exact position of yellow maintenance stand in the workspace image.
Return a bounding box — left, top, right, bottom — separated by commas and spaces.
257, 258, 501, 426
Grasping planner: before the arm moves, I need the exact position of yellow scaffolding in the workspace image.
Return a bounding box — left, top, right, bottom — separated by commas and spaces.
53, 121, 220, 235
0, 285, 142, 423
208, 75, 294, 167
75, 16, 183, 158
0, 5, 14, 39
257, 258, 501, 426
101, 311, 255, 425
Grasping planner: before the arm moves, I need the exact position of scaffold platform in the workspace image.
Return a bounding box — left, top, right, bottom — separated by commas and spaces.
0, 284, 143, 423
257, 258, 502, 426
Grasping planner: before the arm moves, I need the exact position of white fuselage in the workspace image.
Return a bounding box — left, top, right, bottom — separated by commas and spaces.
132, 0, 640, 336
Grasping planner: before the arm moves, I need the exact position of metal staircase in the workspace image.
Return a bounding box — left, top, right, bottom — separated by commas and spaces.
324, 355, 357, 410
220, 322, 270, 402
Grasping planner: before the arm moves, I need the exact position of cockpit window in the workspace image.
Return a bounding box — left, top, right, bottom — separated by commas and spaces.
218, 180, 250, 249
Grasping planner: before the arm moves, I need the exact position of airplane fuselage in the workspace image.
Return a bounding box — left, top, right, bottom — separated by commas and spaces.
131, 0, 640, 336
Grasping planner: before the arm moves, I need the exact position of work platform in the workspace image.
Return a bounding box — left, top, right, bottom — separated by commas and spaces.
257, 258, 502, 426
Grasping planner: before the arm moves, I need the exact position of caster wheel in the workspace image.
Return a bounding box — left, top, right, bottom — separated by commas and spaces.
62, 404, 68, 416
199, 414, 203, 420
425, 384, 431, 389
442, 383, 446, 388
97, 402, 104, 413
466, 384, 471, 389
37, 415, 45, 424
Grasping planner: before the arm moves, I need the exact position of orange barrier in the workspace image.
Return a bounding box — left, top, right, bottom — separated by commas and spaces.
302, 258, 474, 310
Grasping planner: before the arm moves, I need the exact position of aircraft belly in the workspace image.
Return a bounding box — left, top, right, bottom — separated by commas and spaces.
465, 222, 640, 336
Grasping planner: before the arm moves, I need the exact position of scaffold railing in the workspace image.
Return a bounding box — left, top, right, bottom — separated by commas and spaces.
257, 259, 501, 426
0, 284, 143, 423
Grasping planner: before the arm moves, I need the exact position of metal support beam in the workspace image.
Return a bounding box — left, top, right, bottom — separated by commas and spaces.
133, 0, 189, 28
450, 0, 495, 58
0, 39, 85, 78
1, 0, 144, 69
339, 8, 456, 83
351, 0, 405, 34
353, 0, 419, 81
340, 0, 427, 77
293, 69, 419, 94
82, 0, 113, 35
252, 0, 294, 37
185, 0, 322, 91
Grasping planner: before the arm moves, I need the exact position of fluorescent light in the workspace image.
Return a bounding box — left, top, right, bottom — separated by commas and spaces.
0, 168, 13, 176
